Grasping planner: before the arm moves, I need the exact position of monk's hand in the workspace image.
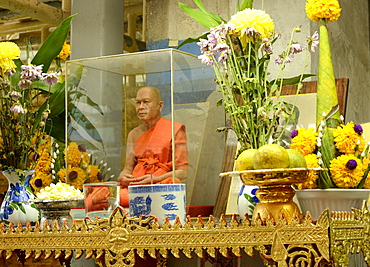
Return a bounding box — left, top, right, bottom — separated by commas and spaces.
118, 171, 135, 187
129, 174, 156, 185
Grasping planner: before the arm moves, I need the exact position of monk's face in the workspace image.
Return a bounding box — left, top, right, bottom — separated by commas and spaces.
135, 88, 163, 122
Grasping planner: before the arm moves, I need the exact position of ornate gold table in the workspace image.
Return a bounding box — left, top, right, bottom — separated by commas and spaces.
1, 204, 370, 267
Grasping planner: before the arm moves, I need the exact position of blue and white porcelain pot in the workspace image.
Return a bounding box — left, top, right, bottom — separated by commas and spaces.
0, 170, 39, 225
128, 184, 186, 225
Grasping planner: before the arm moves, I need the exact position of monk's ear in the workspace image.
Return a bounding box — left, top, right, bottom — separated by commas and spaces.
159, 101, 164, 111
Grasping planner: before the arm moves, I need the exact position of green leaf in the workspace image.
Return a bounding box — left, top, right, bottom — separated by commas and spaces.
271, 74, 316, 87
45, 115, 65, 142
31, 14, 76, 72
178, 1, 225, 29
9, 58, 23, 88
69, 90, 104, 115
192, 0, 226, 23
177, 33, 208, 49
216, 98, 223, 107
236, 0, 254, 12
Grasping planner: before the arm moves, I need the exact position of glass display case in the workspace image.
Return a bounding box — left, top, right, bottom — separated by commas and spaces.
65, 49, 224, 206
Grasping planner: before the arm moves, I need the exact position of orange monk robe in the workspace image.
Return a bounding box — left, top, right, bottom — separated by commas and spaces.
120, 117, 188, 207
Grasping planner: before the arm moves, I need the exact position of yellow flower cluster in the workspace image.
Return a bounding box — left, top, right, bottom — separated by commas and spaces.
333, 121, 365, 155
290, 127, 318, 156
56, 43, 71, 61
305, 0, 341, 23
330, 155, 367, 188
296, 154, 320, 190
57, 142, 102, 190
229, 8, 274, 39
30, 149, 53, 193
0, 41, 21, 73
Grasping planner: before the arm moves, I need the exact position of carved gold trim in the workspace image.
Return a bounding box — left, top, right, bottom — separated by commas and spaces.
0, 207, 331, 266
330, 201, 370, 266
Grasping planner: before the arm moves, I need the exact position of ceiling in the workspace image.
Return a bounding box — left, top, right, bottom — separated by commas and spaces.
0, 0, 144, 52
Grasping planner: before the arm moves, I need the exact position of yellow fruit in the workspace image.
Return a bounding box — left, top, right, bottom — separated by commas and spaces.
286, 149, 307, 168
253, 144, 290, 169
235, 149, 257, 171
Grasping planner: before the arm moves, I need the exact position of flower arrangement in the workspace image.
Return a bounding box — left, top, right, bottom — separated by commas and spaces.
30, 141, 113, 193
288, 0, 368, 190
179, 0, 317, 152
0, 16, 75, 172
291, 121, 370, 189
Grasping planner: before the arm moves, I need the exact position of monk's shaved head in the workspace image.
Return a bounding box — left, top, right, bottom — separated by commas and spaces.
137, 86, 162, 103
135, 86, 164, 125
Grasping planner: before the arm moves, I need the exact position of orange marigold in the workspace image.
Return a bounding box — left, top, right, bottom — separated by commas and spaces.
290, 127, 318, 156
333, 121, 366, 155
306, 0, 341, 23
330, 155, 366, 188
296, 154, 319, 190
87, 165, 101, 183
56, 43, 71, 61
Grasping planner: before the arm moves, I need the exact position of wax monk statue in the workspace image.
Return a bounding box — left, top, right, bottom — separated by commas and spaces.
85, 86, 188, 210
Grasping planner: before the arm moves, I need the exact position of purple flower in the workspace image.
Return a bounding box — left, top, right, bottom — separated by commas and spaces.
18, 79, 33, 89
32, 153, 40, 161
198, 54, 215, 66
20, 64, 43, 81
10, 104, 26, 114
261, 39, 273, 54
307, 31, 319, 52
346, 160, 357, 170
354, 124, 363, 135
69, 171, 78, 180
41, 72, 60, 86
9, 91, 22, 100
291, 130, 299, 138
34, 179, 43, 188
285, 56, 293, 64
41, 111, 49, 120
275, 58, 283, 65
97, 172, 103, 181
78, 144, 87, 152
290, 43, 305, 55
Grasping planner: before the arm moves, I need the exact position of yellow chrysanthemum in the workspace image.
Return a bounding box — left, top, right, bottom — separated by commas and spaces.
306, 0, 341, 23
34, 149, 52, 175
228, 8, 274, 39
362, 158, 370, 189
0, 41, 21, 72
65, 142, 82, 167
296, 154, 319, 190
333, 122, 365, 155
81, 152, 90, 167
57, 168, 67, 181
56, 43, 71, 61
30, 172, 53, 193
290, 127, 318, 156
330, 155, 366, 188
87, 165, 101, 183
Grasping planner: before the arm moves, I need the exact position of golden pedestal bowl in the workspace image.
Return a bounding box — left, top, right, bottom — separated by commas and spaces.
221, 168, 316, 224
